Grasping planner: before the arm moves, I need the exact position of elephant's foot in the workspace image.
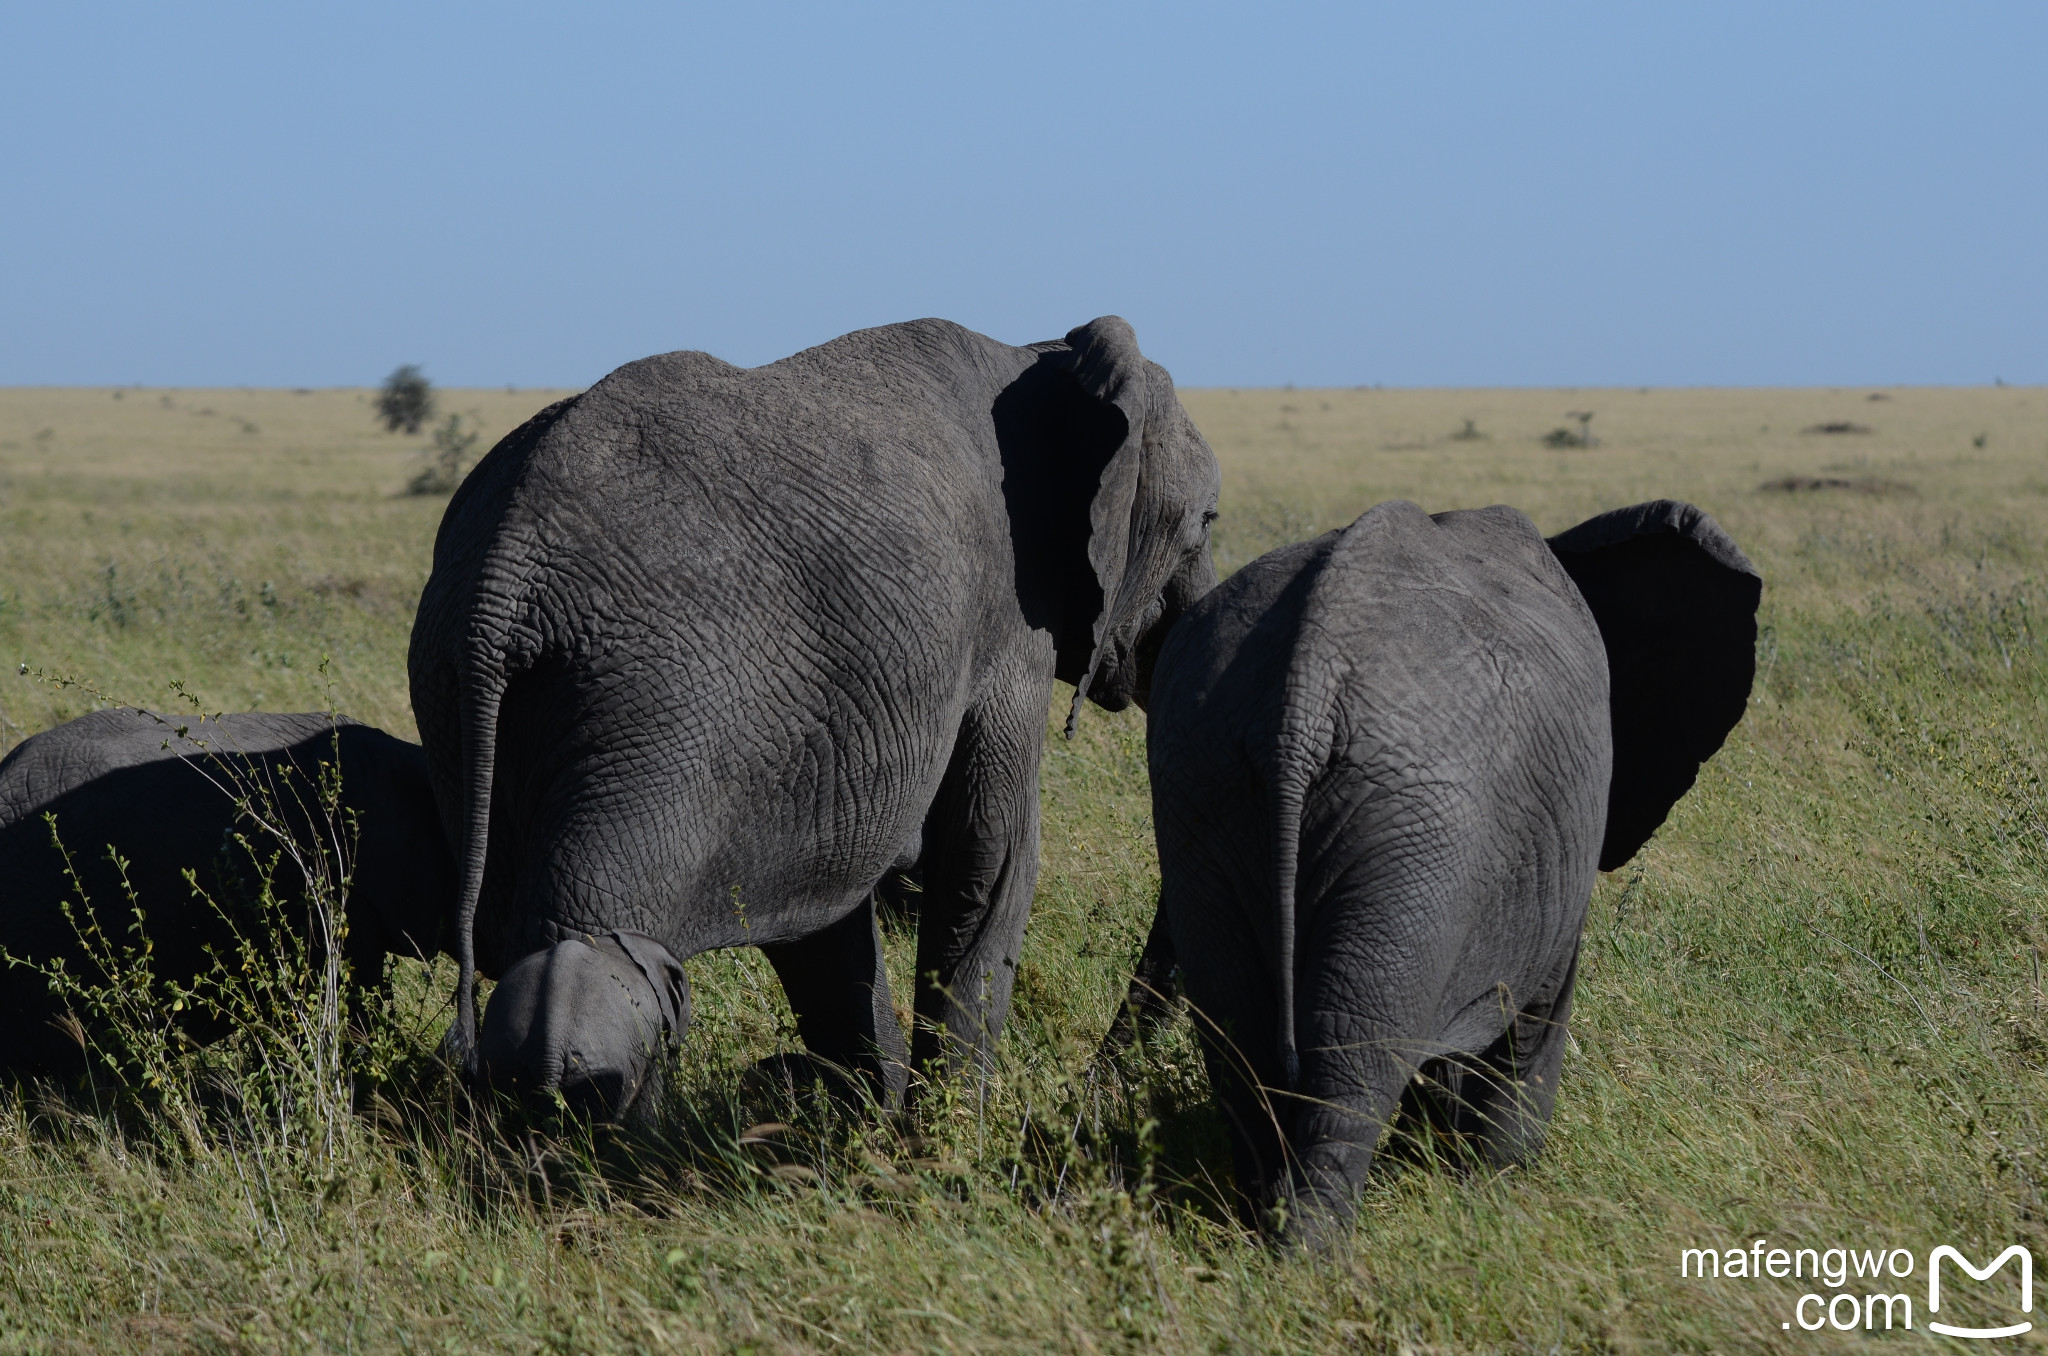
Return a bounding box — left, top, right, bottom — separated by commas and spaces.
1260, 1103, 1388, 1251
1400, 953, 1579, 1172
1265, 1164, 1362, 1253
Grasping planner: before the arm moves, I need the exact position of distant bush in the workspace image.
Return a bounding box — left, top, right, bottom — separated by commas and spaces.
406, 412, 481, 495
1450, 419, 1486, 442
1758, 474, 1916, 496
1542, 410, 1597, 448
375, 365, 435, 435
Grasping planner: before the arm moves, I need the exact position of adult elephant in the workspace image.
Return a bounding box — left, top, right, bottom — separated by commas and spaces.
410, 316, 1221, 1120
0, 709, 453, 1077
1134, 498, 1759, 1247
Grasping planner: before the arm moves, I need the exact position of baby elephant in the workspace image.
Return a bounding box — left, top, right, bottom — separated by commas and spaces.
1140, 499, 1759, 1247
0, 709, 454, 1077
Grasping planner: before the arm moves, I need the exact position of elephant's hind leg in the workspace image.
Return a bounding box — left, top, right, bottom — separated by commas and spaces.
761, 898, 910, 1109
1281, 1026, 1419, 1250
910, 673, 1051, 1082
1418, 943, 1581, 1170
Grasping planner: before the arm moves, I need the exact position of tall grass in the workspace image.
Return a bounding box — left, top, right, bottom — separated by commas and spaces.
1, 384, 2045, 1350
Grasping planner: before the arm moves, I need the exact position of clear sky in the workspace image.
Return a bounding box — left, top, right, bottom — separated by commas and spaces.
3, 3, 2041, 389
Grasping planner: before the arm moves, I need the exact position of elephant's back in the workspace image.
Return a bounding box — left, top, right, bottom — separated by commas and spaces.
1151, 501, 1607, 784
0, 708, 161, 824
1320, 501, 1609, 824
3, 710, 338, 820
0, 711, 370, 918
415, 325, 1042, 959
508, 328, 1020, 719
1314, 502, 1608, 1041
531, 319, 1024, 481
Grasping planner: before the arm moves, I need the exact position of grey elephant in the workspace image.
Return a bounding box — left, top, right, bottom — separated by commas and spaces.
0, 709, 454, 1078
409, 315, 1221, 1120
1133, 498, 1759, 1246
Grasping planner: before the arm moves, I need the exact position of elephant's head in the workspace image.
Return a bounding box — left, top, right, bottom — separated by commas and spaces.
1011, 317, 1221, 731
478, 928, 690, 1124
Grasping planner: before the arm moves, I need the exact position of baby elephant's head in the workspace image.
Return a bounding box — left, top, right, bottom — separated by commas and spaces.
479, 930, 690, 1124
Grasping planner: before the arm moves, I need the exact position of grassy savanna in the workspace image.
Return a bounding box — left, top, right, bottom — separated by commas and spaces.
1, 379, 2045, 1352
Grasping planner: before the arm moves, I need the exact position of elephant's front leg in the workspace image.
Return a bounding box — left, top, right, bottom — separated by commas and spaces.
1093, 900, 1181, 1063
910, 674, 1051, 1082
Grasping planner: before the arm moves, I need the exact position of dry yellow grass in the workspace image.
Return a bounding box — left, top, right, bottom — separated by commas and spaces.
1, 380, 2046, 1352
1184, 382, 2047, 577
5, 380, 2036, 744
0, 386, 573, 745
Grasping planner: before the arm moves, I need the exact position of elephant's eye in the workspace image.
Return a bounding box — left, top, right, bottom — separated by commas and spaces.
1201, 510, 1219, 526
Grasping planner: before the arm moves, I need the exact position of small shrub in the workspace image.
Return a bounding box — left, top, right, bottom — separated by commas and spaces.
406, 413, 482, 496
375, 365, 435, 435
1541, 411, 1597, 448
1450, 419, 1486, 442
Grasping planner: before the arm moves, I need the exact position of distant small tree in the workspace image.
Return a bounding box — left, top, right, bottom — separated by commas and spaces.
375, 365, 435, 435
1543, 410, 1598, 448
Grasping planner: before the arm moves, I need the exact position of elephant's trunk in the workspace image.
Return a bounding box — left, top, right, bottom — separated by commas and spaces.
1063, 642, 1108, 740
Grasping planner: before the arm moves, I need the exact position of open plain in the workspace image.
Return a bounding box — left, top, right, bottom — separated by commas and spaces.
1, 381, 2045, 1352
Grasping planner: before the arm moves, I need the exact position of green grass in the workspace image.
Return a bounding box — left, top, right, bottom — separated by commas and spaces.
2, 383, 2047, 1351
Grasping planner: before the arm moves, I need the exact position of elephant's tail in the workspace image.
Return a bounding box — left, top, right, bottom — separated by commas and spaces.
1266, 613, 1341, 1099
409, 394, 576, 1083
1270, 762, 1309, 1094
445, 653, 508, 1080
1264, 528, 1356, 1098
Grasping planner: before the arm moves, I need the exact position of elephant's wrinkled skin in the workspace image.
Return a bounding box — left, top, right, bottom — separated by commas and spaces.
410, 316, 1220, 1119
1136, 499, 1759, 1246
0, 709, 454, 1077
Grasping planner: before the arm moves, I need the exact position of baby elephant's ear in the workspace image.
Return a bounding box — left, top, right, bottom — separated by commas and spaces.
1548, 501, 1762, 871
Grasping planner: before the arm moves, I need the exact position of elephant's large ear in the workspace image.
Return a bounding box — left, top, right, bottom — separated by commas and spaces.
1062, 316, 1209, 724
1547, 500, 1762, 870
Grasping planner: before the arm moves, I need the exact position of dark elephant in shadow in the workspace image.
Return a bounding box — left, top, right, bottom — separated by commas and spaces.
0, 709, 453, 1078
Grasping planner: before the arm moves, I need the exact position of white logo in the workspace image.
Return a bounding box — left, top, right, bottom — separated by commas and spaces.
1679, 1239, 2038, 1336
1929, 1245, 2032, 1340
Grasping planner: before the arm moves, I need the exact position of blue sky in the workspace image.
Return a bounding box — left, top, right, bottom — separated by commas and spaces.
2, 3, 2041, 388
